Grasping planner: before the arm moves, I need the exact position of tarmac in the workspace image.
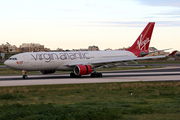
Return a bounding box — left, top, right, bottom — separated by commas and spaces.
0, 67, 180, 87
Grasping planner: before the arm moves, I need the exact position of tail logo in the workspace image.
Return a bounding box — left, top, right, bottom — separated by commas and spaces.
137, 34, 150, 50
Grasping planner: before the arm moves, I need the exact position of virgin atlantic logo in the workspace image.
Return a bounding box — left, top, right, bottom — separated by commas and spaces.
16, 61, 23, 64
137, 34, 150, 50
31, 52, 91, 63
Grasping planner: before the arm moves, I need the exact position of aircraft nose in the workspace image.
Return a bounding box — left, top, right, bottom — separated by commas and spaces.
4, 60, 9, 66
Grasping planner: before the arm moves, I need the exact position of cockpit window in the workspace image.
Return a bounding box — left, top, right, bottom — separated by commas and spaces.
9, 58, 17, 60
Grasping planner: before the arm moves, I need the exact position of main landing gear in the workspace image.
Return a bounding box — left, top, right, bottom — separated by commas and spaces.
90, 72, 102, 77
22, 70, 28, 79
70, 72, 102, 78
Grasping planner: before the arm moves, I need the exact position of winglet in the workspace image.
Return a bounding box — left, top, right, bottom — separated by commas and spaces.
168, 50, 177, 56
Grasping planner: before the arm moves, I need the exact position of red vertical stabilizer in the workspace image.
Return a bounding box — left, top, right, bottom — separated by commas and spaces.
126, 22, 155, 57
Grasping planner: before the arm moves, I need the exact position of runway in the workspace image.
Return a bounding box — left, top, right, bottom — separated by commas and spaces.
0, 67, 180, 87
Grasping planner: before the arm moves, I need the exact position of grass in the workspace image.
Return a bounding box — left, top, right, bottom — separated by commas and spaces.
0, 63, 4, 66
0, 68, 40, 75
0, 82, 180, 119
137, 60, 180, 64
98, 66, 160, 71
0, 68, 66, 75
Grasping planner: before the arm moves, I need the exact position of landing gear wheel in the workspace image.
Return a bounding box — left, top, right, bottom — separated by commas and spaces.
23, 75, 28, 79
90, 72, 102, 77
22, 70, 28, 79
70, 73, 81, 78
90, 73, 95, 77
97, 73, 102, 77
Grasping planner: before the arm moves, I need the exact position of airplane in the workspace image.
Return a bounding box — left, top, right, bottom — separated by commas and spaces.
4, 22, 169, 79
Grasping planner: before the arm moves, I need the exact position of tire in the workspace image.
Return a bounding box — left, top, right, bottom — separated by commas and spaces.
90, 73, 95, 77
23, 75, 28, 79
98, 73, 102, 77
91, 73, 102, 77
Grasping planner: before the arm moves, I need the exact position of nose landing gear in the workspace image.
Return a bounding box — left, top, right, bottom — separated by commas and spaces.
22, 70, 28, 79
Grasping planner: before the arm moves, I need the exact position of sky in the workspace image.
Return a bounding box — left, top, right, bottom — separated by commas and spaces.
0, 0, 180, 51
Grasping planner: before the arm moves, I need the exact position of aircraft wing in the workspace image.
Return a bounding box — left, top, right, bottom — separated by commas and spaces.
67, 55, 166, 67
91, 55, 166, 64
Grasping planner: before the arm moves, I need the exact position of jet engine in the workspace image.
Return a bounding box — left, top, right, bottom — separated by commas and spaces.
39, 70, 56, 74
74, 65, 92, 76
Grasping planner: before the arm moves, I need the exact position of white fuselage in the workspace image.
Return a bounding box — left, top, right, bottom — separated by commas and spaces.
4, 50, 136, 71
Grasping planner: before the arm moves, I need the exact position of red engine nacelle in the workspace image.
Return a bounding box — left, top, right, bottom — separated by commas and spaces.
39, 70, 56, 74
74, 65, 92, 76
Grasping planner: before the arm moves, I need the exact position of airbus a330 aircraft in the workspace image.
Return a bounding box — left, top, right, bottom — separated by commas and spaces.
4, 22, 167, 79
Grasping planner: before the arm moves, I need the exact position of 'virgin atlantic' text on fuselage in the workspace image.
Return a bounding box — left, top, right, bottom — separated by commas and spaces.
31, 52, 91, 62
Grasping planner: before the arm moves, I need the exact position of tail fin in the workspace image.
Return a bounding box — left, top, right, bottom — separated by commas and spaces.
126, 22, 155, 57
168, 50, 177, 56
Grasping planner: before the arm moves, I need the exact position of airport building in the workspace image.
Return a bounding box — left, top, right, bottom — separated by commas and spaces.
0, 43, 17, 53
88, 45, 99, 51
20, 43, 51, 52
0, 44, 8, 53
0, 43, 51, 53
